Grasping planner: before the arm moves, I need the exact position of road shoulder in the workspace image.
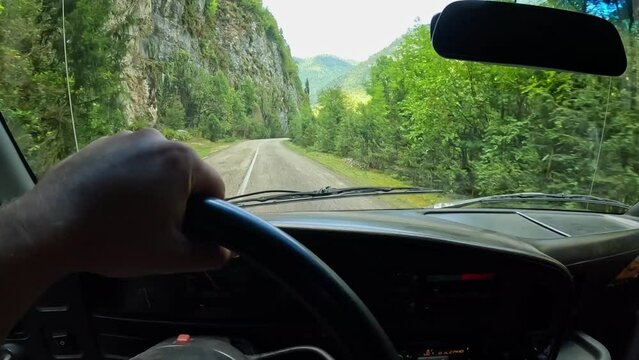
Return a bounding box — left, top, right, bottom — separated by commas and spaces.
283, 141, 452, 208
184, 138, 242, 159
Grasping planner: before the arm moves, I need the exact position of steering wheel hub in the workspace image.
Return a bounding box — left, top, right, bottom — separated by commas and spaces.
131, 336, 336, 360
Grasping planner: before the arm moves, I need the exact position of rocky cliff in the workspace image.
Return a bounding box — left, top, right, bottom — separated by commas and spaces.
113, 0, 304, 133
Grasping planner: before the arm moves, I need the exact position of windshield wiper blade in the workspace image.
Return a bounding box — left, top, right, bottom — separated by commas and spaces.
226, 190, 302, 202
229, 186, 442, 208
433, 192, 630, 211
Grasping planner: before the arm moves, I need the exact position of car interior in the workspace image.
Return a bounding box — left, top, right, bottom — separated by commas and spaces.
3, 1, 639, 360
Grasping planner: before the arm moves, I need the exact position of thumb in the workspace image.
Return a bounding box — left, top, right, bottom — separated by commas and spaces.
173, 231, 234, 272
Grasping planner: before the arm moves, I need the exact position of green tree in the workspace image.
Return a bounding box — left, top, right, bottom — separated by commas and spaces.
298, 16, 639, 205
315, 88, 351, 152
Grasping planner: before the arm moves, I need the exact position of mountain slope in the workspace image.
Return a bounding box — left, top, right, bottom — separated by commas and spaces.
296, 55, 357, 103
328, 37, 404, 99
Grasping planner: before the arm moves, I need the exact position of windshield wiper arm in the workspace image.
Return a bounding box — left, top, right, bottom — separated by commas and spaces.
229, 186, 443, 208
433, 192, 630, 211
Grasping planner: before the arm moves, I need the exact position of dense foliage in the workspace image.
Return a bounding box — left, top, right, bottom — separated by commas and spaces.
291, 1, 639, 204
0, 0, 303, 175
0, 0, 129, 172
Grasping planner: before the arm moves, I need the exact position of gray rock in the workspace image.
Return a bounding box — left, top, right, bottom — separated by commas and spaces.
113, 0, 303, 130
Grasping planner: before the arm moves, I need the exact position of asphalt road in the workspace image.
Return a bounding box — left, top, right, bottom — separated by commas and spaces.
205, 138, 389, 212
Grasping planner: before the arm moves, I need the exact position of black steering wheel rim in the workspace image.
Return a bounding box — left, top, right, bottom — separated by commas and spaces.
183, 198, 397, 359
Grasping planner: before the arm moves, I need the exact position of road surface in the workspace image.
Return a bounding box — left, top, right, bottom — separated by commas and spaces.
205, 138, 389, 212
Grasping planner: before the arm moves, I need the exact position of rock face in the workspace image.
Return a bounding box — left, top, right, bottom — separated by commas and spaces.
114, 0, 303, 129
213, 2, 300, 128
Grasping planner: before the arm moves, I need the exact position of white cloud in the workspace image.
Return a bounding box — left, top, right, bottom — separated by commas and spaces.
262, 0, 455, 61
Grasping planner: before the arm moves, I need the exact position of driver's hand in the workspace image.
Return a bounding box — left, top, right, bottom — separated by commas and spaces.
10, 128, 232, 277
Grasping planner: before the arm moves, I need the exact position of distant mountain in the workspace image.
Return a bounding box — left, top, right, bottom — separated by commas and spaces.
328, 37, 404, 102
295, 55, 357, 103
296, 37, 405, 105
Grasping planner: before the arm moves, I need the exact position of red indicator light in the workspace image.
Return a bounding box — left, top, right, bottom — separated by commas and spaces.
176, 334, 191, 345
461, 273, 495, 281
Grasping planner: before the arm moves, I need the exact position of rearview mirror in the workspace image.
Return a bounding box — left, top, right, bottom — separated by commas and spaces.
431, 1, 627, 76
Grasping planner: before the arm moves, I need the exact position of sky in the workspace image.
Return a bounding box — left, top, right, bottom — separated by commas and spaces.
261, 0, 456, 62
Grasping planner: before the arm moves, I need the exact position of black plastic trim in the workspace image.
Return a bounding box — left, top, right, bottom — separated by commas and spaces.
0, 111, 37, 183
558, 332, 611, 360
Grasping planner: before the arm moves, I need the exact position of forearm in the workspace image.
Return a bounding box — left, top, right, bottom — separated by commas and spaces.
0, 196, 67, 340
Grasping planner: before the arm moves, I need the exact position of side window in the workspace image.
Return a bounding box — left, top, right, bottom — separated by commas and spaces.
1, 1, 76, 176
1, 0, 134, 177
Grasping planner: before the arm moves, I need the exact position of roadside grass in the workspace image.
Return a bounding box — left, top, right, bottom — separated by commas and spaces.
284, 141, 455, 209
184, 138, 240, 159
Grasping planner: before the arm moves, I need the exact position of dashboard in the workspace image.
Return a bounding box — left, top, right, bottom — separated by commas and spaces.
6, 208, 639, 360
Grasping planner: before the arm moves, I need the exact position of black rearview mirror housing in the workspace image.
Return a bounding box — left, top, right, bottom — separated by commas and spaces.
431, 1, 627, 76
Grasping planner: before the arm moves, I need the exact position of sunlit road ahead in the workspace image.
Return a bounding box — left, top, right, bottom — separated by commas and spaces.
206, 138, 389, 212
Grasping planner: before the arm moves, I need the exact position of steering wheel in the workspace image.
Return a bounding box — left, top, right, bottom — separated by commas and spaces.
140, 198, 397, 359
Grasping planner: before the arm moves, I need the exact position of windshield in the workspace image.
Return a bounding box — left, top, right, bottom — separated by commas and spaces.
1, 0, 638, 213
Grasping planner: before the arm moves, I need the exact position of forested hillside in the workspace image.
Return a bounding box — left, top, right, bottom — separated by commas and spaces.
290, 0, 639, 204
0, 0, 309, 174
295, 39, 403, 106
327, 37, 403, 103
295, 55, 356, 104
